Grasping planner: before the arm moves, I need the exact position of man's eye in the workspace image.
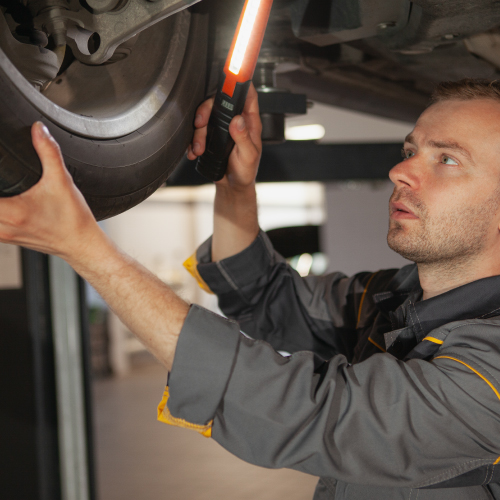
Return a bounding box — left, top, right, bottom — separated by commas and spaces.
441, 155, 458, 165
401, 148, 415, 160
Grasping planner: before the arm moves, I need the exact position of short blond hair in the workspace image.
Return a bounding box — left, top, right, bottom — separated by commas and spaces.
430, 78, 500, 105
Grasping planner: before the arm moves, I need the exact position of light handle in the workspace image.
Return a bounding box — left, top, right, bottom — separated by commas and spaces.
196, 0, 273, 182
196, 81, 251, 182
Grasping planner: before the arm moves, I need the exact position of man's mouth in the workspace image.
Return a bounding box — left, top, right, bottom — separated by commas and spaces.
390, 202, 419, 220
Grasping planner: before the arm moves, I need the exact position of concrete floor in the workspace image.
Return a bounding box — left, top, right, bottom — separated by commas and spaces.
93, 360, 319, 500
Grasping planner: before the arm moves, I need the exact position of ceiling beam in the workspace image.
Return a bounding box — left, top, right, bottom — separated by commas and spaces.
167, 141, 402, 185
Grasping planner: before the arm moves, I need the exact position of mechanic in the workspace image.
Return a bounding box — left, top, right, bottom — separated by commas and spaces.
2, 77, 500, 500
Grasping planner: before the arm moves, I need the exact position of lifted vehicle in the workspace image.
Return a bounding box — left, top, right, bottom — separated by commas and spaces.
0, 0, 498, 219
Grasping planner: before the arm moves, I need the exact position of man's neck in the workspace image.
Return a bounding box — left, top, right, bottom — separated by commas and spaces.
418, 253, 500, 300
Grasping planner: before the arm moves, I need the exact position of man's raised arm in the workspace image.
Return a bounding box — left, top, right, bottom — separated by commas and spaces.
0, 122, 188, 370
188, 83, 262, 262
0, 88, 263, 369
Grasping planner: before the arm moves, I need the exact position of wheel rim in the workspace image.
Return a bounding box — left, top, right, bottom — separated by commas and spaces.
0, 10, 190, 139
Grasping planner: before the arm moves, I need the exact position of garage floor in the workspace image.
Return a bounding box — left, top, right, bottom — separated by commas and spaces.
93, 360, 319, 500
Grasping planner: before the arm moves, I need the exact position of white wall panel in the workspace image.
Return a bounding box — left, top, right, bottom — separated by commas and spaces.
286, 101, 412, 144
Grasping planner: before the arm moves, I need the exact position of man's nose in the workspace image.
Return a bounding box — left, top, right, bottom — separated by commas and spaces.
388, 156, 421, 190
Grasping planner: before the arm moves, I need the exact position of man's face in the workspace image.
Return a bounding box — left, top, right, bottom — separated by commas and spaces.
388, 98, 500, 266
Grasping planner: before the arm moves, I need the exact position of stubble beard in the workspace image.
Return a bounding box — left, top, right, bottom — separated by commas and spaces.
387, 189, 498, 268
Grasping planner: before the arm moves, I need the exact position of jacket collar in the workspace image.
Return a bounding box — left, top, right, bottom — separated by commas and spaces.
372, 264, 500, 355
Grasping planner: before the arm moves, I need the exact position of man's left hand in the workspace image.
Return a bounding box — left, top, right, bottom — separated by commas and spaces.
0, 122, 102, 262
0, 122, 187, 370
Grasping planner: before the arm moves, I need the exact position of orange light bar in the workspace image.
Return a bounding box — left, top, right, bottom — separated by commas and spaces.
221, 0, 273, 98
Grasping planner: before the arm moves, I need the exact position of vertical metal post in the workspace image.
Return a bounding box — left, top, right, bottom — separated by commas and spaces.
49, 256, 90, 500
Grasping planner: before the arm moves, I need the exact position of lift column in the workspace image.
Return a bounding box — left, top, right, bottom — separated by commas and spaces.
0, 246, 95, 500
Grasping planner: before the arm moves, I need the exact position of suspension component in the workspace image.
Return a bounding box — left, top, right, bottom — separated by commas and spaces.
26, 0, 201, 65
253, 49, 307, 143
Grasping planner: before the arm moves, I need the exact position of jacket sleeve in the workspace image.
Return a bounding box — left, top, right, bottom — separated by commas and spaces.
187, 230, 384, 359
164, 305, 500, 489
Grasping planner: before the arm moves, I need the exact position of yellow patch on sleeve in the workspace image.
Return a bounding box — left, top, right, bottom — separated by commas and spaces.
157, 386, 212, 438
183, 253, 214, 295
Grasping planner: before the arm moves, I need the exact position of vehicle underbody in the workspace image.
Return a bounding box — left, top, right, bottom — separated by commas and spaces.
0, 0, 498, 216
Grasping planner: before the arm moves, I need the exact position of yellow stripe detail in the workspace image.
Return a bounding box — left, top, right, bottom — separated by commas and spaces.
494, 456, 500, 465
434, 356, 500, 401
157, 387, 212, 438
356, 272, 378, 328
183, 253, 214, 295
368, 336, 386, 353
423, 336, 444, 345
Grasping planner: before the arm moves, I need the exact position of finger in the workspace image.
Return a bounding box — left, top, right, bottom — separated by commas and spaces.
31, 122, 69, 182
188, 129, 207, 159
190, 126, 207, 159
194, 96, 214, 129
186, 144, 196, 161
189, 97, 215, 160
229, 115, 260, 166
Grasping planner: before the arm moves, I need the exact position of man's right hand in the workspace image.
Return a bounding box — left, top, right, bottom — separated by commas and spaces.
188, 83, 262, 262
187, 83, 263, 191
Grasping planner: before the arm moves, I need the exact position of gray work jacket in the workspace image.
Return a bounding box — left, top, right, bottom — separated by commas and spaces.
163, 231, 500, 500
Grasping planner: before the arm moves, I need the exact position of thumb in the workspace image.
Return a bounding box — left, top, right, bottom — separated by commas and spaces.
31, 122, 68, 180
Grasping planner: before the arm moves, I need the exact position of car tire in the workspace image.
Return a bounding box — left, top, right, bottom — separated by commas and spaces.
0, 8, 208, 220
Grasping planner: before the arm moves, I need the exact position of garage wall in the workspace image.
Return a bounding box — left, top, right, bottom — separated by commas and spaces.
287, 101, 413, 144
